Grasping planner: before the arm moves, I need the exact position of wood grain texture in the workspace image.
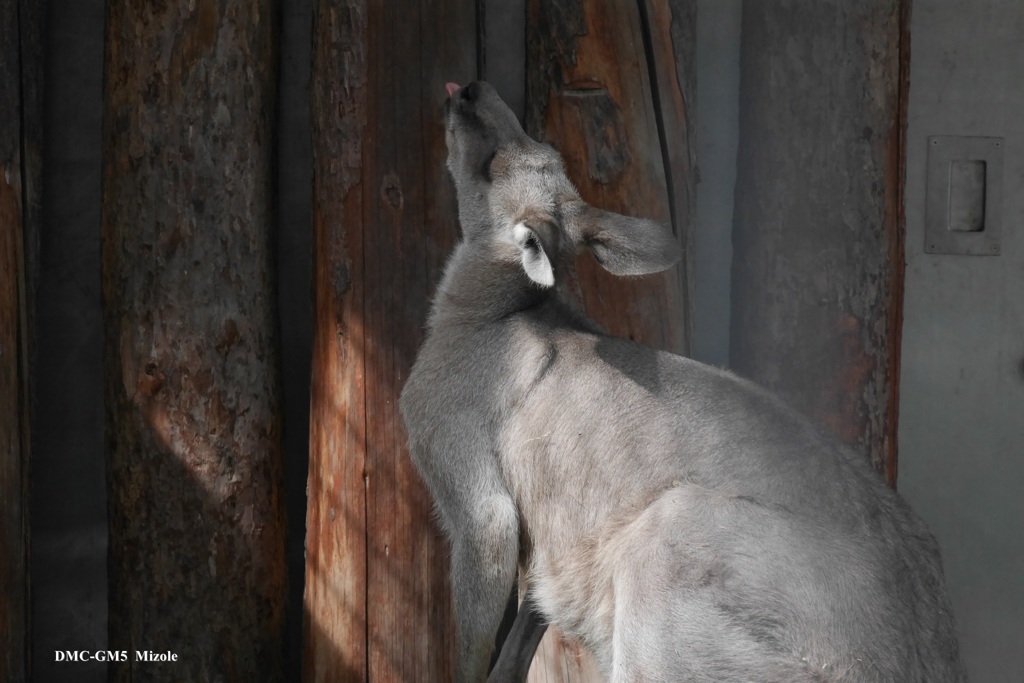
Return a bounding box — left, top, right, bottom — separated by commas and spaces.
0, 0, 40, 677
643, 0, 697, 351
0, 157, 28, 683
526, 0, 693, 358
101, 1, 286, 680
305, 2, 369, 680
304, 1, 476, 680
0, 158, 28, 683
730, 0, 906, 480
525, 0, 696, 679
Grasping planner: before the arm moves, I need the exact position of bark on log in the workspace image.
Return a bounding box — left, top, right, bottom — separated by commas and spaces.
731, 0, 907, 483
101, 1, 286, 680
303, 1, 475, 680
0, 0, 42, 678
525, 0, 696, 678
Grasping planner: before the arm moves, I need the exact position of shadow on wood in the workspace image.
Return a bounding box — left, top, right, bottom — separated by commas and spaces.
303, 1, 473, 680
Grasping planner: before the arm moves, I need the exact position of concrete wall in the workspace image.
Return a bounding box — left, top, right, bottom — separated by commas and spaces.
898, 1, 1024, 680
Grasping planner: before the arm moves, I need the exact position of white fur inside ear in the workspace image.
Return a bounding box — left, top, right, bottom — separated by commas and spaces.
513, 222, 554, 287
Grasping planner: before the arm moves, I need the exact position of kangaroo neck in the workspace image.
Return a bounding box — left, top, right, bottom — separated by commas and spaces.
428, 237, 551, 329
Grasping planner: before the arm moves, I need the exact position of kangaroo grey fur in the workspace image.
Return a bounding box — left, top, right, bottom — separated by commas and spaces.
400, 81, 966, 683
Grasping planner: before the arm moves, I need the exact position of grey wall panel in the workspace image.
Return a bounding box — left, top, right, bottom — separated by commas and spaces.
900, 1, 1024, 679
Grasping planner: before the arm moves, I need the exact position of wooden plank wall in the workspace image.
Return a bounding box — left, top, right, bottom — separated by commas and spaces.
0, 3, 29, 676
304, 1, 475, 680
731, 0, 908, 483
304, 1, 695, 681
0, 0, 42, 679
16, 0, 911, 680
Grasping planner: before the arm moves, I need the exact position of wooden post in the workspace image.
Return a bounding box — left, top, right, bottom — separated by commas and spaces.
101, 1, 286, 680
0, 0, 42, 678
0, 4, 27, 679
525, 0, 696, 678
303, 1, 476, 680
730, 0, 907, 483
527, 0, 694, 356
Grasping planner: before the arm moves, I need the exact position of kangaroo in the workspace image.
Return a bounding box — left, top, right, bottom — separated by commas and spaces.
400, 81, 966, 683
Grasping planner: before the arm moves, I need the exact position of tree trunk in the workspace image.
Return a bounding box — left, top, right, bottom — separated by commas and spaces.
525, 0, 696, 678
731, 0, 908, 483
0, 0, 42, 678
101, 1, 286, 680
303, 1, 476, 681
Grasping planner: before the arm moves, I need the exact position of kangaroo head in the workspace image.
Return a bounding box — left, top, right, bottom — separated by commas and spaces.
444, 81, 680, 288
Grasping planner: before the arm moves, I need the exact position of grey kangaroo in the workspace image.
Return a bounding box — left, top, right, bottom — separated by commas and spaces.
400, 81, 966, 683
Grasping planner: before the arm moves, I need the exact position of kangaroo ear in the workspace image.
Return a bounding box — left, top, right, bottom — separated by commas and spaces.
575, 206, 680, 276
513, 220, 558, 287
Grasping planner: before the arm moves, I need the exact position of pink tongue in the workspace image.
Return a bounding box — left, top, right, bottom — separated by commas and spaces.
445, 82, 460, 97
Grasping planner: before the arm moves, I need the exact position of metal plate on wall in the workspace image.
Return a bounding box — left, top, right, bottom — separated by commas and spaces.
925, 135, 1004, 256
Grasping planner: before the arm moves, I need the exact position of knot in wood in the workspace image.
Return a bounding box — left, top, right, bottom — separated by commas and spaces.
138, 360, 165, 397
380, 172, 403, 210
562, 87, 631, 184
